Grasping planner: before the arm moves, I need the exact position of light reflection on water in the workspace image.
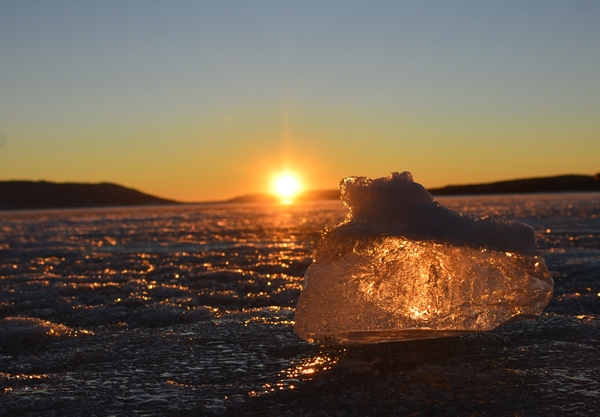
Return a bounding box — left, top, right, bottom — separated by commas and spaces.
0, 194, 599, 415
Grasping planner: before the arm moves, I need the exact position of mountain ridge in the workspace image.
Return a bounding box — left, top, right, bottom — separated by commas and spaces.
1, 173, 599, 210
226, 173, 600, 203
0, 181, 180, 210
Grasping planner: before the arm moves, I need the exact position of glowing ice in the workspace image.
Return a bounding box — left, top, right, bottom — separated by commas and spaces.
294, 172, 554, 345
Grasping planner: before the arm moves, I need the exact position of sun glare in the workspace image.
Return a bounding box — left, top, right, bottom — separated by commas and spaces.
272, 173, 302, 203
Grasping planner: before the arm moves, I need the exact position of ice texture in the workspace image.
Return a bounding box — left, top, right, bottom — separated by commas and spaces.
294, 172, 554, 345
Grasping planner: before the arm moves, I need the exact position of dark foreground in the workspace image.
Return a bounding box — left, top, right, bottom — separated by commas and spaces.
240, 295, 600, 416
1, 196, 599, 416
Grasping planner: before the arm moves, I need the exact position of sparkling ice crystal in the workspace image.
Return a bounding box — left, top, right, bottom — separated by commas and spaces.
294, 172, 554, 345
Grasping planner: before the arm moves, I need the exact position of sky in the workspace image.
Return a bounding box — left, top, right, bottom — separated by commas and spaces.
1, 1, 599, 202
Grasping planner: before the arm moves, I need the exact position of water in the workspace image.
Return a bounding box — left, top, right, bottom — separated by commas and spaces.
1, 193, 599, 416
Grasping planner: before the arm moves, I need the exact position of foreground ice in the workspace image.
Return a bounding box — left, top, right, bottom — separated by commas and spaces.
294, 172, 554, 345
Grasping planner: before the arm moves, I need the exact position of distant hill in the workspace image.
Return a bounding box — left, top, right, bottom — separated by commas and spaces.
225, 193, 280, 204
226, 173, 600, 203
225, 189, 340, 204
0, 181, 180, 210
2, 173, 598, 210
428, 174, 600, 196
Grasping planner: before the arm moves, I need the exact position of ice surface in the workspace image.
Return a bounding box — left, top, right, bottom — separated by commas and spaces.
294, 172, 554, 345
0, 317, 72, 349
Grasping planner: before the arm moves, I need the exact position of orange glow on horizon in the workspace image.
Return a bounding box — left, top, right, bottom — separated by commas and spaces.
272, 173, 302, 203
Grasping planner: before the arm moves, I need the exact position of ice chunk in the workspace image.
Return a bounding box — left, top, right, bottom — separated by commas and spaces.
294, 172, 554, 345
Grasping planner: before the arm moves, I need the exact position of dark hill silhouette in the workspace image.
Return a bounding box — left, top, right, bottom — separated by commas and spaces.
2, 173, 598, 210
429, 173, 600, 195
225, 193, 279, 204
226, 173, 600, 203
0, 181, 180, 210
225, 189, 340, 204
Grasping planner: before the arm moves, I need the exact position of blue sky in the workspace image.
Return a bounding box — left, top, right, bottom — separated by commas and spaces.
1, 1, 599, 201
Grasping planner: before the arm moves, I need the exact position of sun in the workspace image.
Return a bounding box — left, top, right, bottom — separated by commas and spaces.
272, 173, 302, 202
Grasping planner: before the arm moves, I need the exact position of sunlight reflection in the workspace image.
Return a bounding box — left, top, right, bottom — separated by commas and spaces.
248, 353, 341, 397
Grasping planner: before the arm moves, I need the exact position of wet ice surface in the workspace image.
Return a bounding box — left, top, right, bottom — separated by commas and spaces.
1, 194, 599, 416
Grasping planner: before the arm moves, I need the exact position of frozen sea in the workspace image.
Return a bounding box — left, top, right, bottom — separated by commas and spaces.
1, 193, 599, 416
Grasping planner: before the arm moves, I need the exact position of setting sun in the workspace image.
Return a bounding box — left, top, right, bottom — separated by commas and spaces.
272, 173, 302, 201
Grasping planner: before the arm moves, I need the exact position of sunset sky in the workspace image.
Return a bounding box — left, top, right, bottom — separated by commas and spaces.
1, 1, 599, 202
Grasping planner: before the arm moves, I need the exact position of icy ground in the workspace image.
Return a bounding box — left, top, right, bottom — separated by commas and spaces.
1, 194, 599, 416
